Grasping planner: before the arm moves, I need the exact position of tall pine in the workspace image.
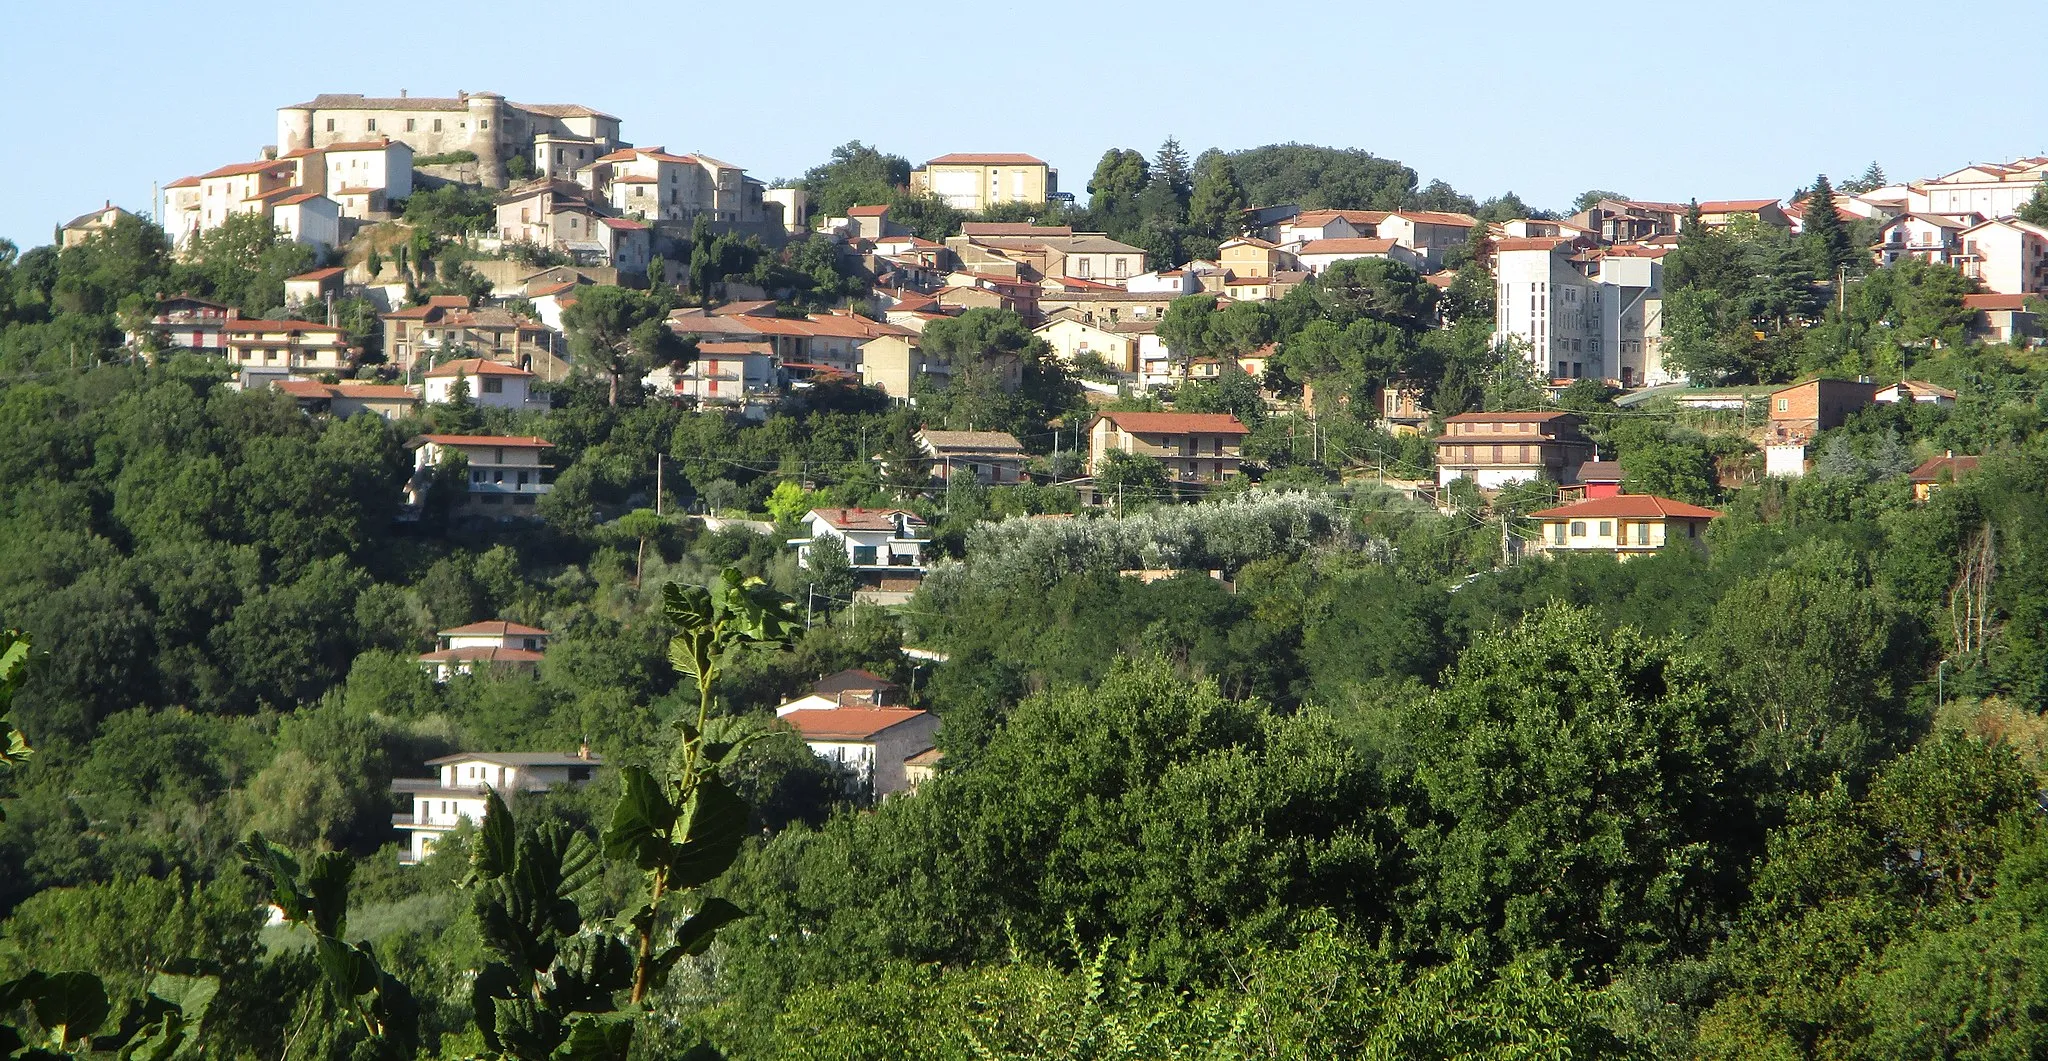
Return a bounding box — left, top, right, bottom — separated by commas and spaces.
1802, 174, 1854, 278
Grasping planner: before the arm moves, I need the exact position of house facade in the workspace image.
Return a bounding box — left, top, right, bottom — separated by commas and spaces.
1526, 494, 1720, 558
381, 298, 557, 375
1964, 293, 2039, 343
781, 707, 940, 799
407, 434, 554, 517
916, 430, 1028, 485
911, 153, 1057, 212
423, 357, 549, 410
1956, 218, 2048, 296
1434, 411, 1595, 488
1766, 378, 1881, 443
274, 379, 419, 420
791, 508, 930, 575
416, 620, 550, 682
279, 91, 624, 189
1294, 238, 1423, 274
1089, 411, 1248, 483
1034, 315, 1139, 373
224, 319, 353, 386
390, 749, 600, 863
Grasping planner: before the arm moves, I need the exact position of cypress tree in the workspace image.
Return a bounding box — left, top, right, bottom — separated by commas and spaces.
1803, 174, 1854, 277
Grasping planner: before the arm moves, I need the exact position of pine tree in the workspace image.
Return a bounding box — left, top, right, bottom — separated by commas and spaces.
1153, 137, 1192, 202
1802, 175, 1853, 277
2019, 185, 2048, 228
1842, 161, 1887, 194
1187, 151, 1247, 241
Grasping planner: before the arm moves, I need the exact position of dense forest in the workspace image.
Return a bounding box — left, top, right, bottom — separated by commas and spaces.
9, 147, 2048, 1060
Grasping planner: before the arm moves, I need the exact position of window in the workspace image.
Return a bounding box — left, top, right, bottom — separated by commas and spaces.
1552, 523, 1568, 545
406, 118, 416, 131
433, 118, 442, 132
1635, 522, 1651, 545
483, 377, 504, 394
494, 447, 505, 463
325, 118, 335, 132
1597, 520, 1612, 537
480, 119, 489, 130
852, 544, 878, 565
367, 118, 376, 131
1570, 521, 1587, 537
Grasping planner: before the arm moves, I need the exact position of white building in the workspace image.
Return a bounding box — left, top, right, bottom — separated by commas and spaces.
781, 707, 939, 799
422, 357, 549, 410
390, 749, 599, 863
1908, 159, 2048, 218
1873, 213, 1972, 266
791, 508, 930, 573
1493, 239, 1674, 387
1123, 269, 1199, 294
1293, 238, 1423, 275
319, 139, 414, 216
416, 619, 550, 681
406, 434, 554, 517
1956, 217, 2048, 296
657, 341, 778, 405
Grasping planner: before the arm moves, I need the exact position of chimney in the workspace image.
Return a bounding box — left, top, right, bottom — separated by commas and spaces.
577, 739, 590, 760
400, 88, 407, 99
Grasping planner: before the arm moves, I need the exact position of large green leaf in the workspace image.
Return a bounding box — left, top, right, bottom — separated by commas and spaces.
540, 934, 635, 1013
601, 766, 677, 870
668, 777, 752, 890
143, 974, 217, 1024
304, 852, 354, 939
313, 938, 378, 998
470, 787, 518, 882
669, 898, 747, 958
555, 1015, 633, 1061
234, 832, 310, 924
27, 971, 109, 1043
470, 962, 521, 1053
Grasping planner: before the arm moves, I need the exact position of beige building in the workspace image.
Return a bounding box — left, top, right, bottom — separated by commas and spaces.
911, 153, 1057, 212
381, 297, 558, 376
60, 203, 138, 247
224, 319, 353, 384
278, 91, 623, 189
1089, 411, 1248, 483
1034, 315, 1139, 373
1218, 237, 1294, 278
1434, 411, 1594, 488
858, 334, 1020, 401
1294, 238, 1424, 274
1526, 494, 1720, 558
1377, 210, 1478, 270
1956, 217, 2048, 296
582, 146, 761, 225
274, 379, 421, 420
407, 433, 554, 517
916, 430, 1028, 485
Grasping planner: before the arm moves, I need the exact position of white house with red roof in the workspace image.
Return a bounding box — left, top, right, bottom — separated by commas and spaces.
781, 706, 939, 799
655, 340, 778, 410
1376, 210, 1479, 270
1088, 411, 1248, 482
1294, 238, 1424, 275
1873, 213, 1973, 266
423, 357, 548, 410
314, 138, 413, 216
1964, 293, 2038, 344
1526, 494, 1720, 558
417, 620, 551, 681
792, 508, 931, 575
406, 434, 554, 516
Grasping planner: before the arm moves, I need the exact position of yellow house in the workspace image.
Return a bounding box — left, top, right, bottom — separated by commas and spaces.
911, 153, 1057, 212
1218, 237, 1290, 278
1526, 494, 1720, 558
1034, 316, 1138, 373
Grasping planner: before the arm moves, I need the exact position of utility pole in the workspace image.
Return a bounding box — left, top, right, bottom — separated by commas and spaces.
655, 453, 664, 516
1500, 512, 1511, 567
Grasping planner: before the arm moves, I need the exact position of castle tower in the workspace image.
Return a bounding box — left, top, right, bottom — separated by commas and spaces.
277, 106, 314, 152
467, 92, 508, 189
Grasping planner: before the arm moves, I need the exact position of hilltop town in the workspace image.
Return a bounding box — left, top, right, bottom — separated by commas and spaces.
11, 86, 2048, 1059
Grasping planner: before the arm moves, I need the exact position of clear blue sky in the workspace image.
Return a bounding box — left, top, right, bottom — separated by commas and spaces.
6, 0, 2043, 249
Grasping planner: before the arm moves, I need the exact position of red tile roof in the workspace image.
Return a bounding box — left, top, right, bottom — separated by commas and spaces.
1965, 293, 2028, 311
1528, 495, 1722, 520
424, 357, 534, 378
1697, 199, 1780, 213
1388, 210, 1478, 227
440, 620, 551, 637
1297, 238, 1399, 255
1576, 461, 1625, 482
201, 160, 293, 179
1495, 237, 1572, 252
600, 217, 647, 230
927, 153, 1047, 166
1443, 411, 1581, 423
288, 267, 346, 282
847, 205, 890, 216
808, 507, 924, 531
166, 176, 200, 189
224, 319, 342, 333
1098, 411, 1249, 435
781, 706, 932, 741
413, 434, 553, 448
1908, 454, 1981, 483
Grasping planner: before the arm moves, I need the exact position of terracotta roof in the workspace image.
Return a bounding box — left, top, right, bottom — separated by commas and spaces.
1097, 411, 1248, 435
808, 507, 925, 532
1528, 495, 1722, 520
781, 706, 932, 741
1908, 454, 1981, 483
320, 139, 401, 152
166, 176, 200, 189
423, 750, 603, 768
1965, 293, 2028, 311
1442, 411, 1581, 423
417, 646, 546, 664
846, 205, 890, 216
1495, 237, 1572, 252
904, 746, 944, 767
440, 620, 551, 637
695, 341, 775, 355
614, 174, 659, 183
287, 267, 346, 282
600, 217, 646, 230
529, 281, 579, 298
201, 160, 293, 179
1297, 238, 1399, 255
1224, 276, 1274, 286
1576, 461, 1625, 482
274, 380, 417, 401
927, 153, 1047, 166
412, 434, 553, 448
960, 222, 1072, 236
424, 357, 534, 378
